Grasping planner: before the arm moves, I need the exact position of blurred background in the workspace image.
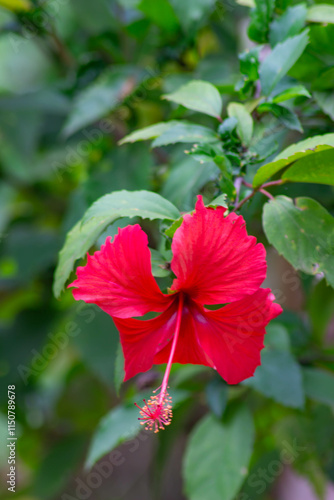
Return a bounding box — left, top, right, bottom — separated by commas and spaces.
0, 1, 334, 499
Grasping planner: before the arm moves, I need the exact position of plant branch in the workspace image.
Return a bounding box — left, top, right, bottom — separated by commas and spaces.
233, 178, 286, 211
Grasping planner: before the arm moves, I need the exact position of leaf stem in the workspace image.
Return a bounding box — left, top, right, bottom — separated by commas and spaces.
233, 178, 285, 211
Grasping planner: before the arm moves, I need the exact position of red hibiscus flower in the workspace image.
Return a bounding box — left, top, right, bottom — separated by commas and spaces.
69, 196, 282, 432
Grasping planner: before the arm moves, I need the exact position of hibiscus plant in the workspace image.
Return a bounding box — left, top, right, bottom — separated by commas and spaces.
1, 0, 334, 499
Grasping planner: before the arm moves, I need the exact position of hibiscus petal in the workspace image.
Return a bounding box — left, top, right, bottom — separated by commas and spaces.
191, 289, 282, 384
69, 225, 171, 318
114, 300, 179, 381
170, 196, 267, 304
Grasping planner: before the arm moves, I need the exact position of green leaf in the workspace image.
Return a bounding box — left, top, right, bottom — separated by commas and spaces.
205, 379, 228, 418
303, 368, 334, 407
258, 102, 302, 132
259, 30, 309, 95
269, 4, 307, 46
85, 405, 142, 469
263, 196, 334, 287
247, 350, 305, 407
169, 0, 216, 30
114, 343, 125, 396
282, 148, 334, 185
150, 248, 170, 277
183, 405, 254, 500
244, 325, 305, 408
314, 91, 334, 121
0, 0, 32, 11
152, 122, 218, 147
72, 304, 120, 387
253, 133, 334, 187
163, 80, 223, 120
53, 190, 180, 298
272, 85, 311, 103
119, 121, 179, 145
139, 0, 179, 31
63, 67, 140, 137
33, 437, 86, 499
307, 4, 334, 24
227, 102, 253, 146
161, 158, 219, 211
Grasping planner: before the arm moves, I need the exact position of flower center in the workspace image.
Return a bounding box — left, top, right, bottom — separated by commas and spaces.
134, 293, 184, 432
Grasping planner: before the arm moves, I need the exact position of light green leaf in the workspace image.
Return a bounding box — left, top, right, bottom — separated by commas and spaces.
282, 148, 334, 185
85, 405, 142, 469
119, 121, 179, 145
53, 190, 180, 298
169, 0, 216, 30
244, 324, 304, 408
307, 4, 334, 24
263, 196, 334, 287
253, 133, 334, 187
303, 368, 334, 407
152, 122, 218, 147
114, 343, 124, 396
259, 30, 309, 95
163, 80, 223, 120
272, 85, 311, 103
269, 4, 307, 46
227, 102, 253, 146
150, 248, 170, 277
63, 67, 140, 137
183, 405, 254, 500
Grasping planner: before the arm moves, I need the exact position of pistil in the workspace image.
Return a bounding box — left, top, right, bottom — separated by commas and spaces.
134, 294, 184, 432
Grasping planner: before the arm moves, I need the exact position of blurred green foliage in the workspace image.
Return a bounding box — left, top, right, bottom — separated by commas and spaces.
1, 0, 334, 499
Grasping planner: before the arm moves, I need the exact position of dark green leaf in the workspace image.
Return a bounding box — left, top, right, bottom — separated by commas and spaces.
163, 80, 223, 120
63, 67, 141, 137
53, 190, 180, 298
245, 351, 304, 408
303, 368, 334, 406
205, 379, 228, 418
139, 0, 179, 31
169, 0, 216, 30
227, 102, 253, 146
248, 0, 275, 43
263, 196, 334, 287
282, 148, 334, 185
183, 405, 254, 500
260, 30, 309, 95
152, 122, 218, 147
85, 405, 142, 469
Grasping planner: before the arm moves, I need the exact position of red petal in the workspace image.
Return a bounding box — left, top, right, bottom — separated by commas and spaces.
114, 300, 178, 381
69, 225, 171, 318
191, 289, 282, 384
170, 196, 267, 305
153, 300, 212, 367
